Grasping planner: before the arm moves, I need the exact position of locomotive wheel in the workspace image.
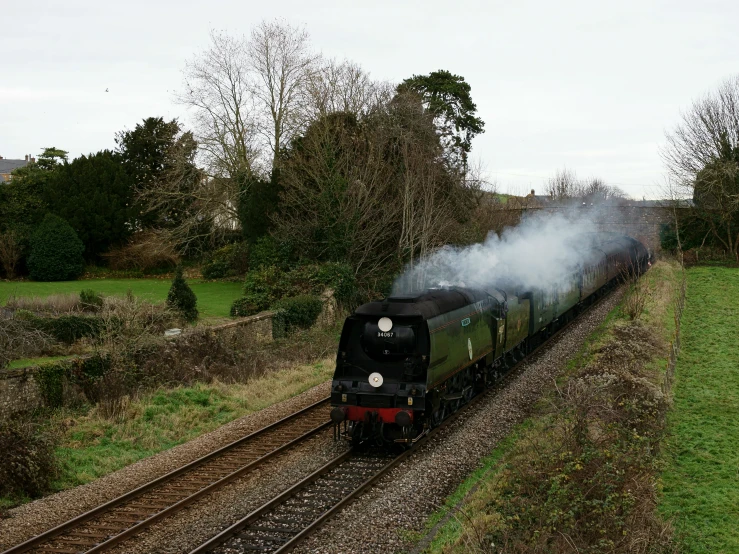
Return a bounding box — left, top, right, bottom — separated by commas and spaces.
431, 405, 446, 428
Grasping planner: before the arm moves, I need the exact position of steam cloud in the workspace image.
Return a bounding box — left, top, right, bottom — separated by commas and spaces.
392, 208, 606, 295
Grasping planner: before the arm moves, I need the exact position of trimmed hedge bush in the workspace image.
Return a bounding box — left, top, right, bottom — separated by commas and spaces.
167, 266, 198, 322
27, 214, 85, 281
272, 295, 323, 337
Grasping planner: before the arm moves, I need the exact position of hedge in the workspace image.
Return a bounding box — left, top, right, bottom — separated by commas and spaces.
272, 295, 323, 338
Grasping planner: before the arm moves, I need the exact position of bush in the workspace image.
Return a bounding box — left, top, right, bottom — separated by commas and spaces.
17, 311, 103, 344
27, 214, 85, 281
0, 418, 58, 499
242, 265, 290, 306
272, 295, 323, 337
310, 262, 357, 306
230, 296, 264, 317
102, 229, 179, 271
249, 235, 293, 270
201, 242, 250, 279
0, 317, 51, 369
166, 266, 198, 322
80, 289, 103, 312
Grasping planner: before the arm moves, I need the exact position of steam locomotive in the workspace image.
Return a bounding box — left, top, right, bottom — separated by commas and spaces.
330, 233, 649, 445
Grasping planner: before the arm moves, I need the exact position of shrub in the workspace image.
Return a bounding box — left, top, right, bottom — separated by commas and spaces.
27, 214, 85, 281
230, 296, 265, 317
201, 242, 250, 279
167, 266, 198, 322
0, 418, 58, 499
80, 289, 103, 312
0, 317, 51, 369
102, 229, 180, 271
243, 265, 290, 305
272, 295, 323, 337
311, 262, 357, 306
18, 313, 103, 344
249, 235, 293, 270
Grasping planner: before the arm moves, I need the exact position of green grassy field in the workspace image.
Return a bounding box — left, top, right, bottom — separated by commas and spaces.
659, 267, 739, 553
0, 279, 243, 320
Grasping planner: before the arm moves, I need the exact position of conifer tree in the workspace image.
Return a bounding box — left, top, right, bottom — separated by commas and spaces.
166, 266, 198, 322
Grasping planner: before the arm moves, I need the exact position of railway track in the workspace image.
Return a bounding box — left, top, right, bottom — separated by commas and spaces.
187, 288, 617, 554
1, 398, 333, 554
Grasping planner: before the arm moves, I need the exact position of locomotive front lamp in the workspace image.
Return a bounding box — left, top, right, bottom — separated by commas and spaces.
368, 372, 384, 387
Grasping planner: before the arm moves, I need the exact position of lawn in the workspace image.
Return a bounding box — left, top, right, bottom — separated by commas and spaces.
659, 267, 739, 553
0, 279, 243, 320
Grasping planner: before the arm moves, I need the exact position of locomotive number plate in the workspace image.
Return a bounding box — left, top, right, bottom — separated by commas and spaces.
461, 318, 471, 327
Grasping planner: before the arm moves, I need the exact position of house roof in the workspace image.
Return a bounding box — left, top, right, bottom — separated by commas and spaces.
0, 158, 30, 182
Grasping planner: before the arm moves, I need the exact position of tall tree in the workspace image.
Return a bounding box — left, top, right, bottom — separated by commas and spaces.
663, 74, 739, 261
44, 150, 135, 259
179, 30, 259, 180
248, 19, 318, 170
398, 70, 485, 171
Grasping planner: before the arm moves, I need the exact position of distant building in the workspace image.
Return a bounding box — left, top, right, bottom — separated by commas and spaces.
0, 155, 35, 183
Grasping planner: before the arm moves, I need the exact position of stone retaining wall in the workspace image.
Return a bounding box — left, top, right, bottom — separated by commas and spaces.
0, 311, 279, 418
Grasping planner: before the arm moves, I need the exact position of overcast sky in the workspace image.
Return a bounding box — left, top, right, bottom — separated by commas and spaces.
2, 0, 737, 199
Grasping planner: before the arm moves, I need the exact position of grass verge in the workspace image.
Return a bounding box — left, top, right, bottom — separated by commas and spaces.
658, 267, 739, 553
420, 260, 682, 554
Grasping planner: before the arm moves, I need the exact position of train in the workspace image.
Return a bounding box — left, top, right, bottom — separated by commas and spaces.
329, 233, 649, 446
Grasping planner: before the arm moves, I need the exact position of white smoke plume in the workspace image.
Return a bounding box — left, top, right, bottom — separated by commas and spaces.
392, 208, 606, 294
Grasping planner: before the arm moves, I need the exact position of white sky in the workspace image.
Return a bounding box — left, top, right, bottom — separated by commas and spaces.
1, 0, 737, 199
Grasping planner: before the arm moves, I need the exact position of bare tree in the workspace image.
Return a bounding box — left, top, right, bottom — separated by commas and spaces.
134, 132, 241, 252
304, 58, 393, 119
248, 19, 318, 169
545, 168, 581, 200
179, 30, 259, 180
663, 75, 739, 261
580, 177, 627, 204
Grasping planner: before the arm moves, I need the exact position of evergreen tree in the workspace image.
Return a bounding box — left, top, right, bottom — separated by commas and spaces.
27, 214, 85, 281
238, 169, 282, 243
166, 266, 198, 322
397, 70, 485, 171
44, 150, 135, 259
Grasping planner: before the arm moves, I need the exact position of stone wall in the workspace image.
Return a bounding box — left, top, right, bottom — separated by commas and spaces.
0, 311, 279, 419
0, 366, 43, 415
